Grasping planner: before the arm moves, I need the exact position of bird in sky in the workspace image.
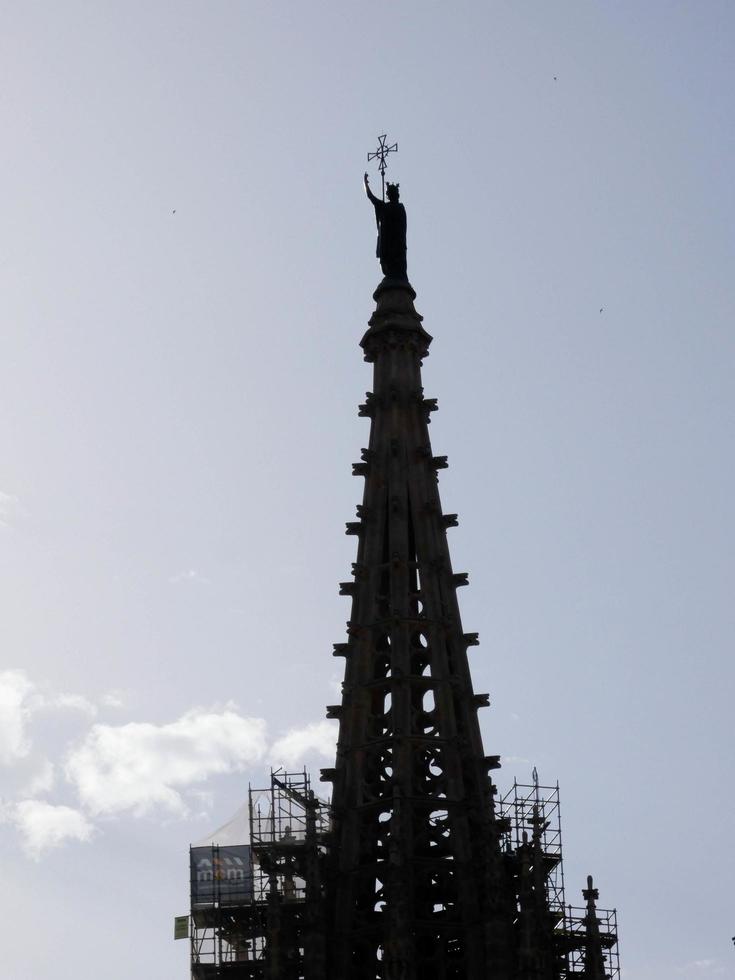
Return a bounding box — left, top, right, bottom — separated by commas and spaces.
599, 307, 604, 313
553, 75, 558, 81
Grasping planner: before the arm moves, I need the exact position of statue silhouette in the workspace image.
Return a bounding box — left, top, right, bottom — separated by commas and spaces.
364, 173, 407, 281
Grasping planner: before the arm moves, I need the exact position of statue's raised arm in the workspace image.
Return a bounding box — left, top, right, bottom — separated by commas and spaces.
364, 173, 408, 282
364, 172, 381, 207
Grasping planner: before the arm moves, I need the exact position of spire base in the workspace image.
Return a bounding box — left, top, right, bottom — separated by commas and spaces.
361, 278, 432, 361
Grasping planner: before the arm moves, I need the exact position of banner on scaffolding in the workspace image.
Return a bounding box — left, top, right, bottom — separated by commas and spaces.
190, 845, 254, 906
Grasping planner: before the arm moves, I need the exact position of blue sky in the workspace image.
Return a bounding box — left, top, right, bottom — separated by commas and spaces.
1, 2, 733, 978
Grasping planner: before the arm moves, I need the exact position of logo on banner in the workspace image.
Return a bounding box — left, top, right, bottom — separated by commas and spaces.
190, 845, 254, 906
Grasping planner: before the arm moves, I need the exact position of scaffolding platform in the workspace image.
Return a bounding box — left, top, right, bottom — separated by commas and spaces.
188, 769, 330, 980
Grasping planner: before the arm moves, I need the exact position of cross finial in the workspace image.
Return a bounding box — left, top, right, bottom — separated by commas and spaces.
367, 133, 398, 201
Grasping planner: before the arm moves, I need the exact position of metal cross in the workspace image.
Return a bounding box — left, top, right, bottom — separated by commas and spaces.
367, 134, 398, 200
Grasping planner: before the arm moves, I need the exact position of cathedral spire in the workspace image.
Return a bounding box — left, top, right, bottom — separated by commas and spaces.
185, 171, 621, 980
322, 249, 516, 977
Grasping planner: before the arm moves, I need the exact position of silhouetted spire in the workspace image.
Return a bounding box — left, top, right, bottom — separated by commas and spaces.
188, 183, 621, 980
322, 274, 516, 979
581, 876, 608, 979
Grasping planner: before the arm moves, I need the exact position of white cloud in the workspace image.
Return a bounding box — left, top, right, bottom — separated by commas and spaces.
0, 670, 34, 764
2, 800, 94, 860
32, 692, 98, 717
100, 691, 126, 709
270, 720, 337, 766
1, 668, 340, 858
65, 707, 268, 817
0, 670, 99, 767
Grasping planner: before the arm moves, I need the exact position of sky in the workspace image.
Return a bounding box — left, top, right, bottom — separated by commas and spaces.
1, 1, 733, 977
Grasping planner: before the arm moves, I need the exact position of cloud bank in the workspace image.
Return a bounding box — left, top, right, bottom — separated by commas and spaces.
1, 669, 337, 858
65, 708, 268, 817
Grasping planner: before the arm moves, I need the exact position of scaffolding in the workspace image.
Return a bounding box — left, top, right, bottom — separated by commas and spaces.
499, 777, 620, 980
188, 770, 618, 979
500, 777, 566, 927
189, 843, 260, 976
562, 904, 620, 980
188, 769, 331, 980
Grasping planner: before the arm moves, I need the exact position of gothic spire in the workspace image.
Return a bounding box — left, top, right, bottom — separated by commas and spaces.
322, 275, 516, 979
